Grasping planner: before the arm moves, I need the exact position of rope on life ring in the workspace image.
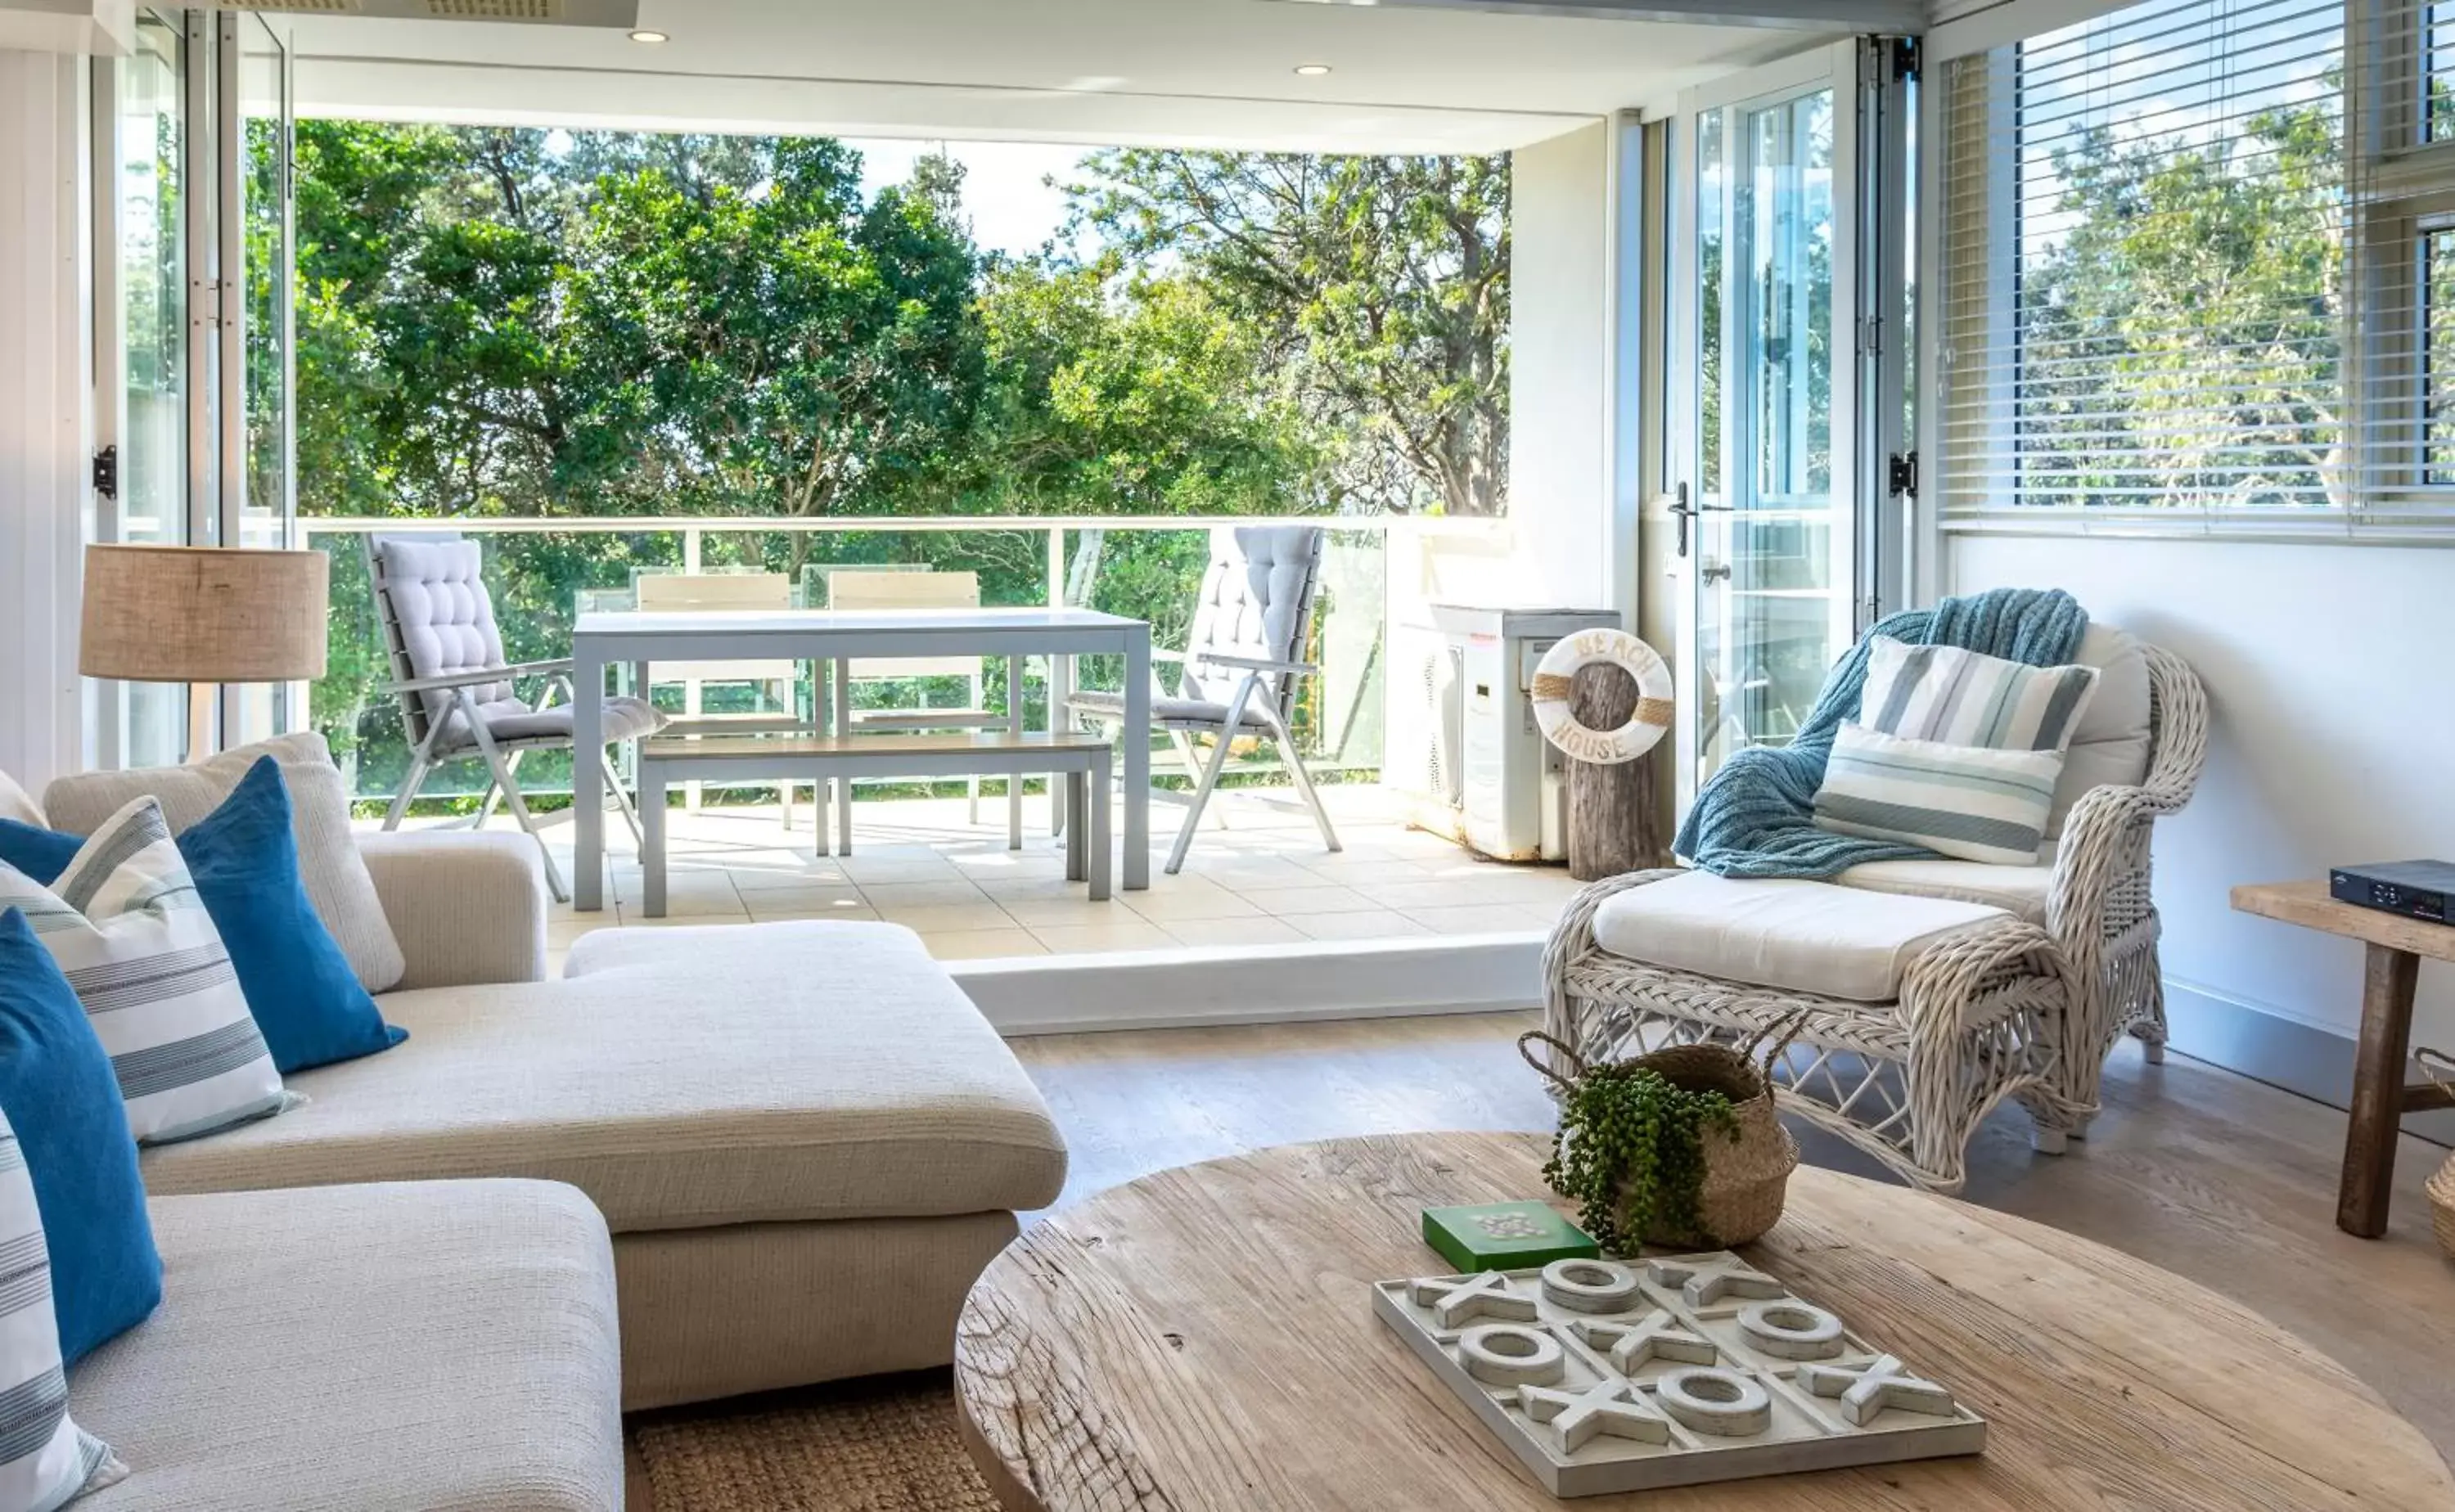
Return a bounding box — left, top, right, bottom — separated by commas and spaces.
1529, 628, 1673, 767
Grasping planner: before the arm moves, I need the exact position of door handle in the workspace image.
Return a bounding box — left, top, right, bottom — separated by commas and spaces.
1666, 484, 1734, 558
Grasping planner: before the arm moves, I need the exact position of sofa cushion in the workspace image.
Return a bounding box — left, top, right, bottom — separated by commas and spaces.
43, 735, 406, 995
136, 922, 1069, 1231
2047, 623, 2154, 839
1836, 857, 2053, 925
0, 770, 39, 827
1589, 872, 2011, 1003
71, 1181, 619, 1512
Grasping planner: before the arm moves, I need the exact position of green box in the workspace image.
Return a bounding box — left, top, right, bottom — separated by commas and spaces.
1421, 1201, 1600, 1273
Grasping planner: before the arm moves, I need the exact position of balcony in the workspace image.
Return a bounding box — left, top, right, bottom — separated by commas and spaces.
311, 512, 1583, 1004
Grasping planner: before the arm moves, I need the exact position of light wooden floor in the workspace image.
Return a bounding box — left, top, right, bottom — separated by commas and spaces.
630, 1011, 2455, 1503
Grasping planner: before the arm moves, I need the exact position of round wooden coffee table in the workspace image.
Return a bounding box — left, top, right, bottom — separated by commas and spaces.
953, 1132, 2451, 1510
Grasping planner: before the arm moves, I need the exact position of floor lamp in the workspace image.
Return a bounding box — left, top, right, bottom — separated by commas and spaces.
79, 545, 330, 760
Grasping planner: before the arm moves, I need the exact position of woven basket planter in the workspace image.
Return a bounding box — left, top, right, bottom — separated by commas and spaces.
1524, 1028, 1801, 1250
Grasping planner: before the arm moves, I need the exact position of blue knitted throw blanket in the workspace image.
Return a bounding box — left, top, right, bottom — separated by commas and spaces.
1673, 587, 2089, 879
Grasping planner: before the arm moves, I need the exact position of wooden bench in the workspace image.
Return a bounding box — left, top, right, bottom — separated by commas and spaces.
636, 730, 1114, 916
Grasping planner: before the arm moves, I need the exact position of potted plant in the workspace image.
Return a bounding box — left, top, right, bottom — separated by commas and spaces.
1520, 1028, 1800, 1253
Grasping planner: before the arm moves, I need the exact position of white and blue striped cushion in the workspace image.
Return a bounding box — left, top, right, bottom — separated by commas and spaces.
1860, 635, 2099, 754
0, 1111, 124, 1511
1812, 723, 2066, 865
0, 799, 291, 1145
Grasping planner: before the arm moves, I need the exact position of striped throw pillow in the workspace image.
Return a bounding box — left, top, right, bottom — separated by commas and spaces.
0, 1107, 125, 1511
0, 799, 291, 1145
1860, 636, 2099, 754
1813, 723, 2066, 865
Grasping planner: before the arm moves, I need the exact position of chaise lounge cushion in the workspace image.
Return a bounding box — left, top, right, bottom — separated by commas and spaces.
1590, 871, 2012, 1003
72, 1179, 619, 1512
135, 921, 1069, 1232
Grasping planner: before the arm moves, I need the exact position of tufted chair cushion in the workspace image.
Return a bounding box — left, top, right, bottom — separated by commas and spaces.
372, 538, 528, 746
1182, 526, 1323, 713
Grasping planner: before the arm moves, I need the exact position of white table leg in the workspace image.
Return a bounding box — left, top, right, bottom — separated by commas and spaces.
1091, 744, 1113, 902
1049, 651, 1071, 835
1065, 770, 1086, 883
1124, 628, 1150, 889
1009, 654, 1026, 851
834, 656, 854, 857
574, 646, 607, 911
642, 763, 668, 919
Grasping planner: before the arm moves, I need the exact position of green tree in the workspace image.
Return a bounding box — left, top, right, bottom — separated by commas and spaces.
1066, 151, 1511, 515
2016, 98, 2345, 509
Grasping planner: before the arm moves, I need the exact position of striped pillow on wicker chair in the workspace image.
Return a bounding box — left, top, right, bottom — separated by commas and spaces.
1860, 635, 2099, 754
1812, 723, 2066, 866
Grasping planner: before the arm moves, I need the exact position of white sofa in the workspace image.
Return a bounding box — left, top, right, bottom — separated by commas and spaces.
77, 1179, 623, 1511
112, 828, 1070, 1410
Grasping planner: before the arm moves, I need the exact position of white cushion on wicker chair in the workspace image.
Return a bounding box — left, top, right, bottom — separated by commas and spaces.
1836, 857, 2053, 925
1589, 872, 2012, 1004
2046, 623, 2152, 838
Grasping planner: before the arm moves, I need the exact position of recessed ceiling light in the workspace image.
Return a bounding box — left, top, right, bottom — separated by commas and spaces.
1294, 63, 1333, 76
628, 29, 669, 43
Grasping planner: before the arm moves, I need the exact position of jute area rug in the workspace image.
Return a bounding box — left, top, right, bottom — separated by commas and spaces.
630, 1370, 999, 1512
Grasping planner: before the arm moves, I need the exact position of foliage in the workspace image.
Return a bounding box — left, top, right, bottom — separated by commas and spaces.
1069, 151, 1511, 515
2014, 96, 2345, 508
289, 125, 1484, 790
1544, 1062, 1737, 1254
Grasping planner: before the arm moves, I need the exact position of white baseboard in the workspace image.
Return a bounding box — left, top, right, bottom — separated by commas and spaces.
2164, 978, 2455, 1148
949, 933, 1545, 1037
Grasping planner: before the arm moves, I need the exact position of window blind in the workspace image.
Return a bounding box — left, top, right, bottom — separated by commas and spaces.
1938, 0, 2359, 515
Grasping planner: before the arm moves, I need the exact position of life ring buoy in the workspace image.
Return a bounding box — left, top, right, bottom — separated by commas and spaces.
1530, 629, 1673, 767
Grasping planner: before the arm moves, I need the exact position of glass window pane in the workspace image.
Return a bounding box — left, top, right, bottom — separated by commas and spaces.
1698, 110, 1723, 500
119, 14, 188, 767
2430, 228, 2455, 482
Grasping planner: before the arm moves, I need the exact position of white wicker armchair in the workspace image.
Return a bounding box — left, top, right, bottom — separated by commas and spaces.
1540, 639, 2209, 1193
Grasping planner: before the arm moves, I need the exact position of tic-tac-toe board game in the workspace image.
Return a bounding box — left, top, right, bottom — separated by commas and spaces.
1371, 1251, 1987, 1497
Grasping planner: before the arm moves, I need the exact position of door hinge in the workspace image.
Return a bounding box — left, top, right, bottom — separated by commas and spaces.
1886, 450, 1919, 499
1858, 315, 1885, 357
92, 444, 118, 501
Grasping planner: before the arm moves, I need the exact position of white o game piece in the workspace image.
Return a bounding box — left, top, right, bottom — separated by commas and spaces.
1653, 1367, 1773, 1438
1456, 1325, 1566, 1388
1541, 1258, 1643, 1313
1737, 1300, 1846, 1361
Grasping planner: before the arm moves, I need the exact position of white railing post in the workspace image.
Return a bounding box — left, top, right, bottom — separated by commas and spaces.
1046, 524, 1069, 833
681, 526, 704, 812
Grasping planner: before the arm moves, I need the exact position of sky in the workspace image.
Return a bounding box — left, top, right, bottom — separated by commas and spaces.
847, 137, 1093, 259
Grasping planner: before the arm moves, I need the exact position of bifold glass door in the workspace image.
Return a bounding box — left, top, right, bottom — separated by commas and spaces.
92, 10, 295, 765
1671, 39, 1908, 809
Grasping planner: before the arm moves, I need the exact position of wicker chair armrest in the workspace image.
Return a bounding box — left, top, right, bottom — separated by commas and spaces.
1539, 867, 1687, 1082
2045, 781, 2164, 956
1897, 916, 2075, 1048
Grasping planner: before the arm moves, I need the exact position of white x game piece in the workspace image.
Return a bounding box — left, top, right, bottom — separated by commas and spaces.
1797, 1354, 1957, 1425
1516, 1378, 1673, 1451
1570, 1311, 1718, 1373
1412, 1271, 1538, 1329
1646, 1257, 1783, 1308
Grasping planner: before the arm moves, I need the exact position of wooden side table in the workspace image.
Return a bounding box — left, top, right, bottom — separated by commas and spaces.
2232, 880, 2455, 1237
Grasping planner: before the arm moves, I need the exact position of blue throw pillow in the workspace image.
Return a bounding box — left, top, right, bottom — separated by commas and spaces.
0, 907, 161, 1366
0, 758, 406, 1073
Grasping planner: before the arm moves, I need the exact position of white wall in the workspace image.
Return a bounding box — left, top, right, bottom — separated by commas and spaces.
0, 47, 90, 794
1506, 120, 1614, 612
1949, 533, 2455, 1060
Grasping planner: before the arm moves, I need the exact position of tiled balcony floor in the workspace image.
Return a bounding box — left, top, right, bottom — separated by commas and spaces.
381, 784, 1587, 970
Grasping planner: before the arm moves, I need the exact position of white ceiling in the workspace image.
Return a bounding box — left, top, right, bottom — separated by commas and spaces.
285, 0, 1856, 153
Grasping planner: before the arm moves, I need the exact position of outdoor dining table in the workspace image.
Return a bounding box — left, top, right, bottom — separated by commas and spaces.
569, 605, 1153, 911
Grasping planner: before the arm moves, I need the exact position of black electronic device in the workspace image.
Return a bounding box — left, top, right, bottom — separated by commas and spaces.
2329, 861, 2455, 924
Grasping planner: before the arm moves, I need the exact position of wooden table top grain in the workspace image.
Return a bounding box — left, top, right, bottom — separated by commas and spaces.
953, 1132, 2454, 1511
2232, 880, 2455, 964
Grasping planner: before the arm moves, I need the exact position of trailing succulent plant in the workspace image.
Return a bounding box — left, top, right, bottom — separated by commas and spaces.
1543, 1060, 1738, 1254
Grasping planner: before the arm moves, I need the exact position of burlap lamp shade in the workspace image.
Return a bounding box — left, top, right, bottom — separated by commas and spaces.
80, 545, 330, 683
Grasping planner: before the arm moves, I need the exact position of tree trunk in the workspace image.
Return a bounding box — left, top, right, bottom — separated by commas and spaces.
1565, 663, 1667, 881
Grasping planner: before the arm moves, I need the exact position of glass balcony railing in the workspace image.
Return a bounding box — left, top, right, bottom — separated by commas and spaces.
300, 515, 1394, 808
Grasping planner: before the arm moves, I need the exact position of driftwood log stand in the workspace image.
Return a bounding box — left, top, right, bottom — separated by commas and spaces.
1566, 662, 1666, 881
